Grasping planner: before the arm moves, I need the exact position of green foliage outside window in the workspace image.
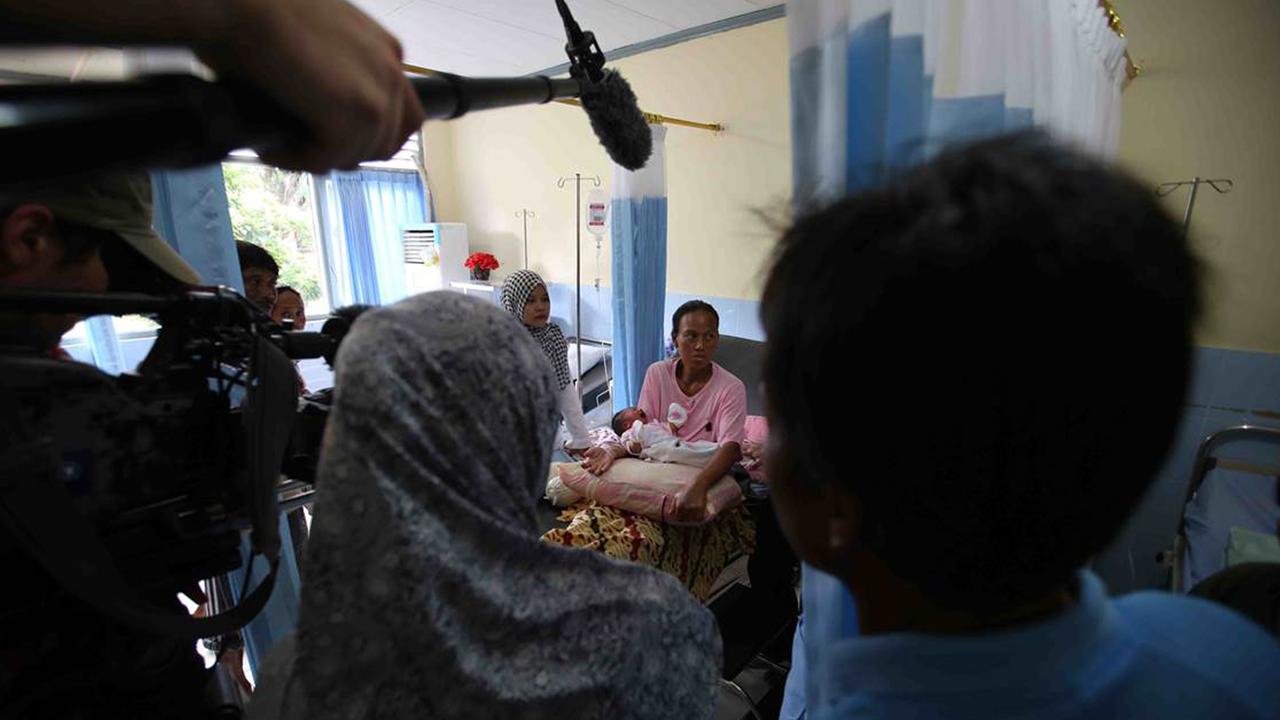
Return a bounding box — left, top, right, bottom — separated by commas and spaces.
223, 164, 323, 302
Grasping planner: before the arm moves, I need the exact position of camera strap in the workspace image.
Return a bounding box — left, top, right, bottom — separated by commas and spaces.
243, 333, 299, 563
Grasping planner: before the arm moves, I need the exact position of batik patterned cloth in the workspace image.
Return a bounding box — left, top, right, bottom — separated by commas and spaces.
544, 502, 755, 602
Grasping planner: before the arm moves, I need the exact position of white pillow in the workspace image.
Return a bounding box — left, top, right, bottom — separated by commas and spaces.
545, 463, 584, 507
558, 459, 743, 526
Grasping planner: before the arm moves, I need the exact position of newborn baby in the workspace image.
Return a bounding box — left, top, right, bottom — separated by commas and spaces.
611, 403, 719, 468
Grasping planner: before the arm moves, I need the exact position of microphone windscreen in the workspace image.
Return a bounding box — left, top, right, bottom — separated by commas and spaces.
319, 316, 352, 366
579, 70, 652, 171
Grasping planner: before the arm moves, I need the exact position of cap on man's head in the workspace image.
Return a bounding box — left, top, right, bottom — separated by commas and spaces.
0, 172, 202, 287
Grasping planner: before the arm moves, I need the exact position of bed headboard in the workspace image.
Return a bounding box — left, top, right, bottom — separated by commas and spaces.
715, 335, 765, 417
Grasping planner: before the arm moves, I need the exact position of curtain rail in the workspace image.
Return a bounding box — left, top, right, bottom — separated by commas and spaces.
1098, 0, 1141, 83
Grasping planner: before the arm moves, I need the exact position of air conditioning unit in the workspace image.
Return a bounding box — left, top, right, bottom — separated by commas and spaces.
402, 223, 469, 295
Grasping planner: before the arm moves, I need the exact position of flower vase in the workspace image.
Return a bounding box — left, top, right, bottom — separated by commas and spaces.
470, 268, 491, 282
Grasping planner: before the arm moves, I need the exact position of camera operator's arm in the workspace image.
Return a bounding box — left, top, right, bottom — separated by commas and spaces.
0, 0, 424, 173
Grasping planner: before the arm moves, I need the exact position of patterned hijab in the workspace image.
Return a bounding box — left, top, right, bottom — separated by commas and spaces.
501, 269, 572, 390
250, 292, 720, 720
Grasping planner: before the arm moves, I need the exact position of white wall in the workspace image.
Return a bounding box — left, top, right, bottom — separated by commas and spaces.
1117, 0, 1280, 352
424, 18, 791, 302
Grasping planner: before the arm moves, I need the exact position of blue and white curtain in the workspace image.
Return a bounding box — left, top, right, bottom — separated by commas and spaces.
790, 0, 1127, 205
319, 169, 428, 307
785, 2, 1127, 717
611, 124, 669, 408
155, 166, 307, 682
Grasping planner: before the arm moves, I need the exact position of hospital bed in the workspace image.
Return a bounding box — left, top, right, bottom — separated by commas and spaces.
566, 336, 612, 414
543, 334, 793, 719
713, 335, 767, 416
1168, 425, 1280, 593
702, 335, 794, 719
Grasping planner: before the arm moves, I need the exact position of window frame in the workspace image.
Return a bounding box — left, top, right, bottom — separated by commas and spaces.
225, 131, 427, 320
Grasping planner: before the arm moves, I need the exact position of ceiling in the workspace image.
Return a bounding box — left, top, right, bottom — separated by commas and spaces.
351, 0, 781, 76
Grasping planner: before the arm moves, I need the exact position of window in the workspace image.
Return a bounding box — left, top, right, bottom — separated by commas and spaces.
61, 134, 428, 378
222, 163, 332, 317
221, 138, 429, 392
224, 133, 429, 319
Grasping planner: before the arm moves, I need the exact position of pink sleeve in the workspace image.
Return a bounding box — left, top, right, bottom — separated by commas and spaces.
714, 381, 748, 446
636, 362, 663, 419
744, 415, 769, 443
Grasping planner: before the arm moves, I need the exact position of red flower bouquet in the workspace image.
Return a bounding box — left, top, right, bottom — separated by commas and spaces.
464, 252, 499, 281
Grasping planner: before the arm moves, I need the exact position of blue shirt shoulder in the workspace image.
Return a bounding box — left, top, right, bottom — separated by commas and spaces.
1107, 589, 1280, 719
798, 570, 1280, 720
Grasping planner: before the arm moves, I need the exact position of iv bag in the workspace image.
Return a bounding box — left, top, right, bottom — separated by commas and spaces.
586, 189, 608, 237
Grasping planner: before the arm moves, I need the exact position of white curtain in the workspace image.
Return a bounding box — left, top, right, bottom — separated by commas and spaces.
785, 2, 1128, 717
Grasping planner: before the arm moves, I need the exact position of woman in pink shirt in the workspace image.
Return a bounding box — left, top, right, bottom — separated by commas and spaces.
583, 301, 747, 523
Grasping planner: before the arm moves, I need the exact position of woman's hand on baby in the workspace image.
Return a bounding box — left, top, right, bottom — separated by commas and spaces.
582, 446, 617, 475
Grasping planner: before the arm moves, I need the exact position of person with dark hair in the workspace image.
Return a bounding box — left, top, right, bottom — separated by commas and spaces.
611, 406, 645, 436
327, 303, 374, 326
0, 172, 202, 354
269, 285, 310, 395
584, 299, 745, 523
610, 404, 720, 467
0, 172, 211, 716
283, 303, 376, 485
319, 304, 374, 370
765, 133, 1280, 719
1191, 563, 1280, 637
272, 285, 307, 329
237, 240, 280, 312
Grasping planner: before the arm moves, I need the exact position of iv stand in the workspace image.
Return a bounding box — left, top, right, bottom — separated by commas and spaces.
1155, 177, 1233, 235
557, 173, 602, 403
515, 208, 535, 269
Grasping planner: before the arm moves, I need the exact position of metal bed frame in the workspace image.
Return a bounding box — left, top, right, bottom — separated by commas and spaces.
1166, 424, 1280, 592
569, 334, 613, 411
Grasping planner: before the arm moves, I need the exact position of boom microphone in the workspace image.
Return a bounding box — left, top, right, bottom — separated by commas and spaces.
579, 71, 651, 172
412, 67, 651, 171
0, 0, 652, 183
555, 0, 652, 171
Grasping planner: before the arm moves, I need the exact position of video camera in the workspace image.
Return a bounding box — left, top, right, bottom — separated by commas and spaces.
0, 285, 345, 645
